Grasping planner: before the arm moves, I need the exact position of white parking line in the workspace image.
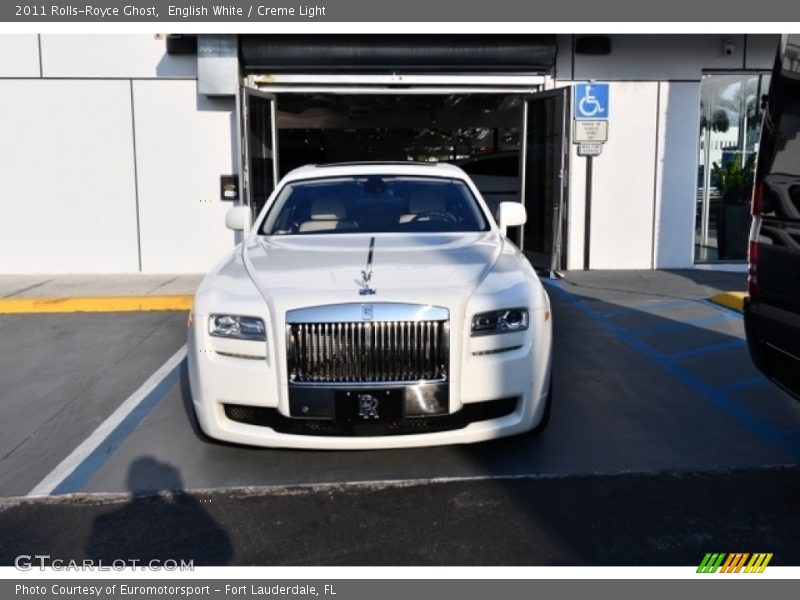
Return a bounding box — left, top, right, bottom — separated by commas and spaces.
27, 344, 187, 497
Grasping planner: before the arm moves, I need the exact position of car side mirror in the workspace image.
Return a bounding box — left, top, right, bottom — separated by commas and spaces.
497, 202, 527, 236
225, 206, 250, 232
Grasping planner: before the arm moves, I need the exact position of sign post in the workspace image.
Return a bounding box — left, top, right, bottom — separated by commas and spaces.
573, 83, 610, 270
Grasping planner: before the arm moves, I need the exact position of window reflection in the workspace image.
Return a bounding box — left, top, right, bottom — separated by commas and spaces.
696, 73, 770, 261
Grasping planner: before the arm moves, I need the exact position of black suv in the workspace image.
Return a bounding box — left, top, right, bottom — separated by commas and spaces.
745, 34, 800, 400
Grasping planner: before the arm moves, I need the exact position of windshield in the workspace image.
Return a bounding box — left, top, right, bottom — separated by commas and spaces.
259, 175, 489, 235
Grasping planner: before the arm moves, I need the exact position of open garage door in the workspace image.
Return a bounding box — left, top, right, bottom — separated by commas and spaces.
273, 93, 525, 178
243, 88, 279, 218
240, 83, 567, 263
521, 88, 570, 275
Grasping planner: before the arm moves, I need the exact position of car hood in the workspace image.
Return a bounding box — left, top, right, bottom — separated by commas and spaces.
241, 232, 502, 310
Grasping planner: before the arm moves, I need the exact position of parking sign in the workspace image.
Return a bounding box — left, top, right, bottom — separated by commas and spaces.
574, 83, 609, 120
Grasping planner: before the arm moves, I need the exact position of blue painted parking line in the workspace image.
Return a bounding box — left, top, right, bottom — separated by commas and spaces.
604, 299, 696, 318
667, 339, 746, 360
630, 313, 731, 336
719, 375, 770, 393
545, 280, 800, 462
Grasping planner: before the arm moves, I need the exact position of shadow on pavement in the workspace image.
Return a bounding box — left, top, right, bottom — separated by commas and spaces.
84, 457, 233, 565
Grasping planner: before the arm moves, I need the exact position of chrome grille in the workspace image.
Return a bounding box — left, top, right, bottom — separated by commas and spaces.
287, 320, 448, 383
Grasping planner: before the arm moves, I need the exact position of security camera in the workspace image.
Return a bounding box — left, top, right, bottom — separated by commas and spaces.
722, 40, 736, 56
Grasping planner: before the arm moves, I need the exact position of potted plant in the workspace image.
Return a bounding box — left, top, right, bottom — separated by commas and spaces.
711, 154, 755, 259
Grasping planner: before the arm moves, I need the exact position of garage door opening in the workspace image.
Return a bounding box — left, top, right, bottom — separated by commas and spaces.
242, 86, 568, 272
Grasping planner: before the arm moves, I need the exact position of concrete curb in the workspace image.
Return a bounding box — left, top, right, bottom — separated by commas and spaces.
0, 295, 192, 314
709, 291, 746, 313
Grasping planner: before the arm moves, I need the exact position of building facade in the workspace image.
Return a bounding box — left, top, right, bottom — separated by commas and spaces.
0, 34, 780, 274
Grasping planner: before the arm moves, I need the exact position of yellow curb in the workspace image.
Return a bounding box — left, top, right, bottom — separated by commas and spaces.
709, 291, 746, 313
0, 295, 193, 314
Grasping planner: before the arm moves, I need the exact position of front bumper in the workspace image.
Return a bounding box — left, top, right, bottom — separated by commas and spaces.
191, 389, 548, 450
188, 327, 551, 449
222, 394, 516, 437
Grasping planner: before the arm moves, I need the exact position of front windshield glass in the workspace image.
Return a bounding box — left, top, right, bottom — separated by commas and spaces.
259, 175, 489, 235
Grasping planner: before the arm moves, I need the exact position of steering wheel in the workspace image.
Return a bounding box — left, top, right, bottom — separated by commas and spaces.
410, 211, 457, 223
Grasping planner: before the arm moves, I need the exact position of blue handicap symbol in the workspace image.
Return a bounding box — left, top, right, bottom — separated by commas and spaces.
575, 84, 609, 119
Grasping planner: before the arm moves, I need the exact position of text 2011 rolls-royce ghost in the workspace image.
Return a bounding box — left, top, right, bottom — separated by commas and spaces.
187, 162, 552, 449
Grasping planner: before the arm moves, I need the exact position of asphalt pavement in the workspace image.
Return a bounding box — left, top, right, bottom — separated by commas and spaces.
2, 268, 799, 565
0, 311, 187, 497
1, 466, 798, 565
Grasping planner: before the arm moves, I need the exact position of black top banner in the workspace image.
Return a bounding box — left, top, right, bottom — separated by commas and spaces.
4, 0, 800, 22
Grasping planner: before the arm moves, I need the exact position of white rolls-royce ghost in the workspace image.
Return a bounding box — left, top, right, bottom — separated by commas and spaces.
187, 162, 552, 449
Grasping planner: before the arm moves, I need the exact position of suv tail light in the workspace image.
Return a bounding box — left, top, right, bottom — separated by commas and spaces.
748, 239, 760, 301
748, 180, 763, 300
751, 181, 764, 216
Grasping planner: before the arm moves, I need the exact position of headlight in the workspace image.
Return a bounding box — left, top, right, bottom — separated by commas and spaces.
471, 308, 529, 336
209, 314, 266, 341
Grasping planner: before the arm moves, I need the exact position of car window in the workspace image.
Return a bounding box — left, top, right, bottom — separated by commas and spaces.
260, 175, 489, 235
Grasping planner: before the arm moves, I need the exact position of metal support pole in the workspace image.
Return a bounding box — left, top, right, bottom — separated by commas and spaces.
583, 156, 593, 270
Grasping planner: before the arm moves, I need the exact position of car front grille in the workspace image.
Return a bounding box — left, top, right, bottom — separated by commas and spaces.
287, 320, 448, 383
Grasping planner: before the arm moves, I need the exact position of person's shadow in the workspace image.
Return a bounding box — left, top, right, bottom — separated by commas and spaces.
86, 457, 233, 565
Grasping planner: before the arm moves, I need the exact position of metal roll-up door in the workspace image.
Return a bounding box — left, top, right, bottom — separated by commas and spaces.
239, 35, 557, 72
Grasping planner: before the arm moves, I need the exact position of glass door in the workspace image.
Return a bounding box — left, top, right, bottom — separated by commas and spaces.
242, 88, 279, 219
521, 87, 570, 274
696, 73, 770, 261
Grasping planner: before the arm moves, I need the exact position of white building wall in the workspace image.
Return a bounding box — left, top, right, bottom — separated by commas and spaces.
745, 35, 782, 69
0, 35, 40, 77
0, 33, 783, 275
0, 34, 236, 275
132, 80, 236, 273
0, 80, 140, 273
40, 34, 197, 79
585, 82, 659, 270
557, 34, 779, 270
654, 82, 701, 269
573, 34, 748, 80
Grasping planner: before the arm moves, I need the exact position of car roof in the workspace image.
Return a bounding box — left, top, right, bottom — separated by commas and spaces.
281, 161, 470, 182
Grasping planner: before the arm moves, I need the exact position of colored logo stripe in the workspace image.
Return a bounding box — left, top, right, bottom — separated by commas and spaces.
698, 553, 726, 573
721, 553, 749, 573
745, 553, 773, 573
697, 553, 773, 573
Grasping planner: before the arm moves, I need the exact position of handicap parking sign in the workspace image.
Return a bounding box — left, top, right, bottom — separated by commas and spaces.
574, 83, 609, 120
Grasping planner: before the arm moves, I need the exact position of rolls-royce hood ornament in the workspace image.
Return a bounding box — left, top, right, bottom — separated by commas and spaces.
359, 236, 377, 296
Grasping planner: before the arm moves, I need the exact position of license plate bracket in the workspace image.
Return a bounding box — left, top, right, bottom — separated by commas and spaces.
334, 389, 404, 424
